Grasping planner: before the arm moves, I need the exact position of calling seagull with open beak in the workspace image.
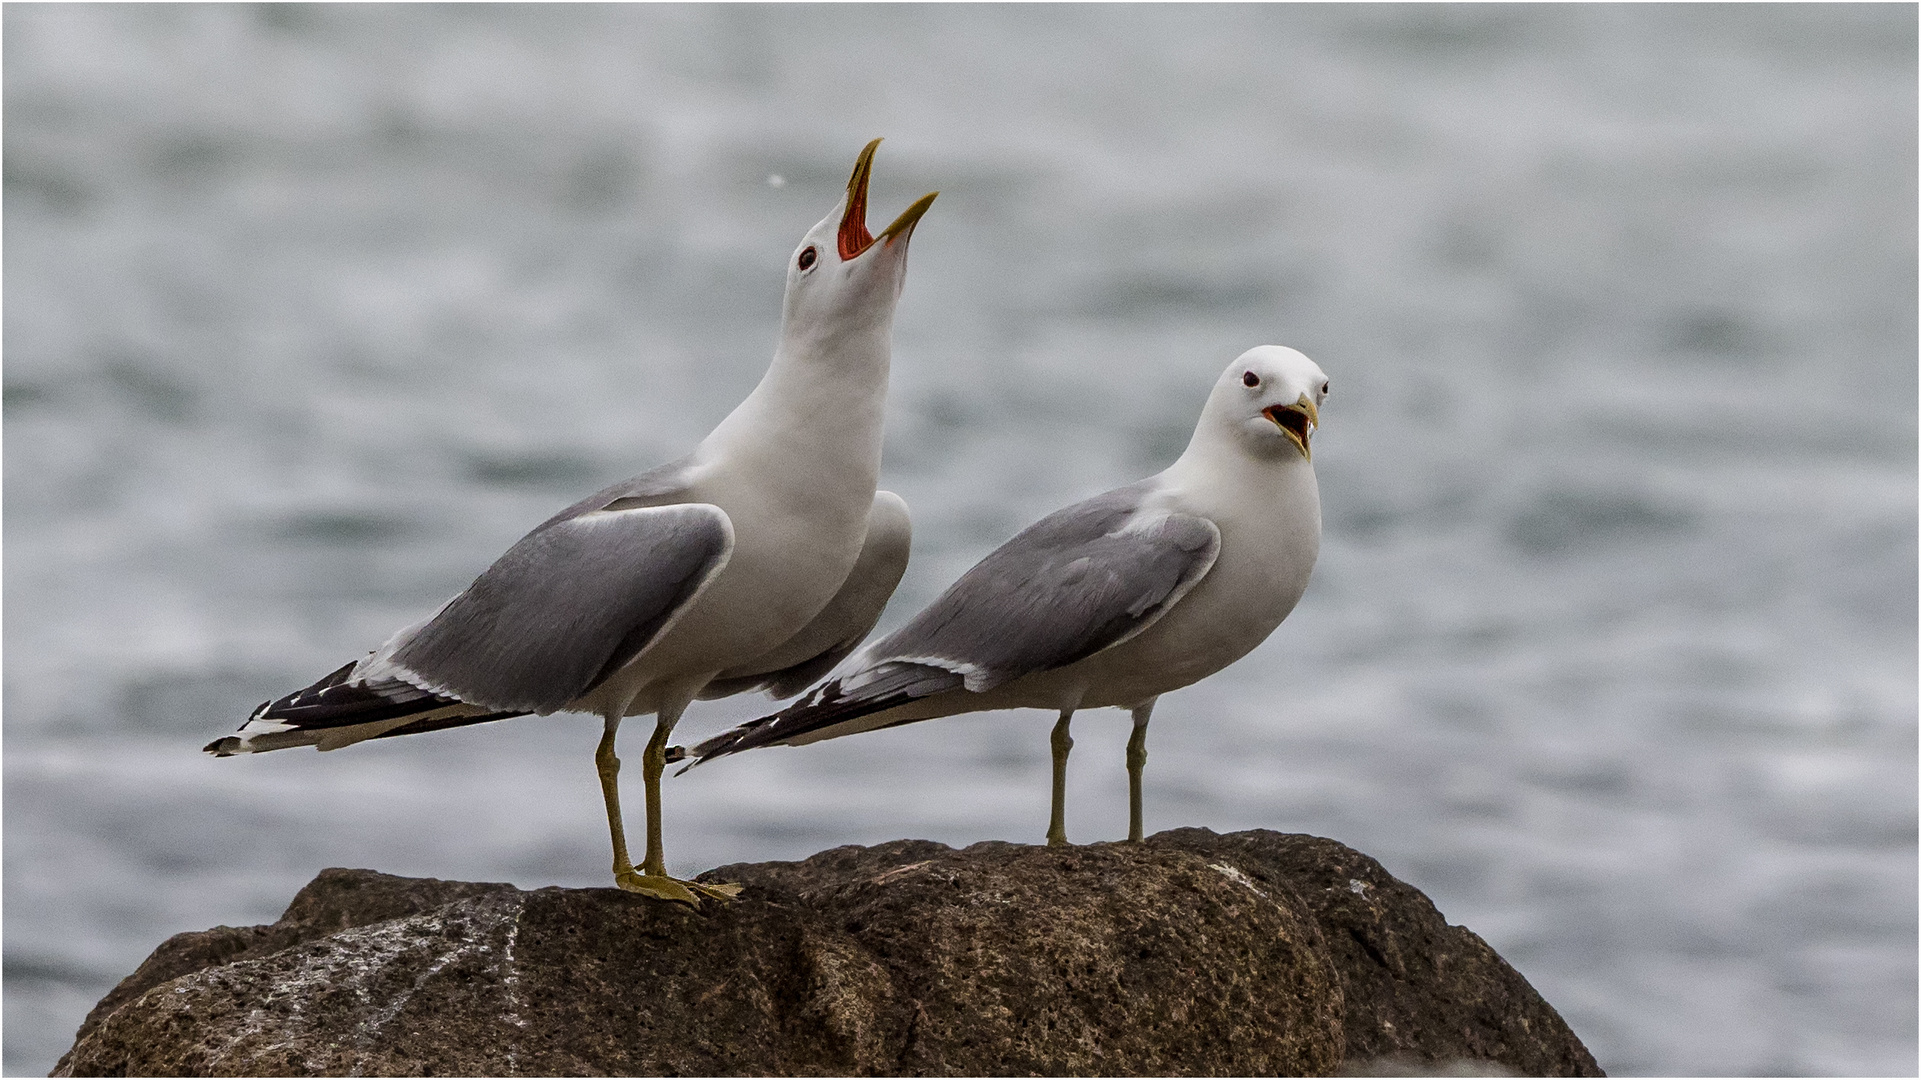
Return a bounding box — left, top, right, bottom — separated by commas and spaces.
1265, 394, 1318, 459
839, 139, 937, 261
207, 141, 934, 906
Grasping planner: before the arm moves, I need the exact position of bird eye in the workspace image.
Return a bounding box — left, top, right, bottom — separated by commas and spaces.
1242, 371, 1260, 388
1322, 381, 1330, 395
797, 246, 817, 271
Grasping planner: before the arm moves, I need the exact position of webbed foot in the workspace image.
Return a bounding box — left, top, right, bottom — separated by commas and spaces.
616, 870, 701, 905
614, 870, 742, 905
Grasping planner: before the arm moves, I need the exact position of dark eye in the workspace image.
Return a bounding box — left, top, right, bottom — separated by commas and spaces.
1242, 371, 1260, 388
797, 246, 817, 271
1322, 381, 1330, 395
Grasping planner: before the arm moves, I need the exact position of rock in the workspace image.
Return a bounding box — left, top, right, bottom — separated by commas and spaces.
1145, 830, 1603, 1078
54, 830, 1602, 1077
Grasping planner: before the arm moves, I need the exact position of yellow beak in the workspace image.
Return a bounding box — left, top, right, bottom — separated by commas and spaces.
838, 138, 938, 260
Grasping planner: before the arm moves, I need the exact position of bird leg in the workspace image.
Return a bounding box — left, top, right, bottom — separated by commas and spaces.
639, 710, 675, 875
1047, 710, 1074, 847
1126, 699, 1157, 843
597, 713, 694, 904
604, 706, 740, 905
596, 715, 640, 877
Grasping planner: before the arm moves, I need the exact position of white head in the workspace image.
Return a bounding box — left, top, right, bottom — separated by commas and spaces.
779, 140, 938, 356
1188, 345, 1330, 464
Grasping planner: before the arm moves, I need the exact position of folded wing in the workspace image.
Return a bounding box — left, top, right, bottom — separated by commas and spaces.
209, 465, 734, 756
387, 501, 733, 713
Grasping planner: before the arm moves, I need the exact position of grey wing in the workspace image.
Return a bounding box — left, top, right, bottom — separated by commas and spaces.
699, 490, 912, 701
686, 482, 1217, 763
379, 500, 734, 714
868, 482, 1218, 691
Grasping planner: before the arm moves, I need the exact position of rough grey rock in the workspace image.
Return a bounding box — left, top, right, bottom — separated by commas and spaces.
55, 830, 1602, 1077
1145, 829, 1603, 1077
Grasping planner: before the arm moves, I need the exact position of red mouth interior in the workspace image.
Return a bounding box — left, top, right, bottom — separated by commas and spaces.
838, 183, 872, 260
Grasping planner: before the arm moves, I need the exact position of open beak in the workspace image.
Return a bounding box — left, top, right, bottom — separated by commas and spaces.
838, 138, 938, 261
1264, 394, 1319, 460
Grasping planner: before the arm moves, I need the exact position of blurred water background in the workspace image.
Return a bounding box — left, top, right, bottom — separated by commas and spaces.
5, 5, 1915, 1075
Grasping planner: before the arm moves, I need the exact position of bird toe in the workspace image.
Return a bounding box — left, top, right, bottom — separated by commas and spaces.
614, 871, 703, 906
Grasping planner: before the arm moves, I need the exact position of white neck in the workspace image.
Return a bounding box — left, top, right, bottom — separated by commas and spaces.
697, 316, 892, 495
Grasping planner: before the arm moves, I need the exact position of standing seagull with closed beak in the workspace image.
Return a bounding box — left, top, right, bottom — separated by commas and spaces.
207, 141, 936, 905
683, 346, 1327, 849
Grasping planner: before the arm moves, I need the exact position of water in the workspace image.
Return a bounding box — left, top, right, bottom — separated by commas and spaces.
5, 6, 1914, 1076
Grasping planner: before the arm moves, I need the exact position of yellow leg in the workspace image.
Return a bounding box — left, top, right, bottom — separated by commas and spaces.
596, 717, 638, 878
1046, 710, 1074, 847
639, 712, 673, 877
600, 706, 739, 905
1126, 700, 1156, 843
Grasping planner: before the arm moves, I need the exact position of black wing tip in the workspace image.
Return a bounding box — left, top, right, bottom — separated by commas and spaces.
253, 666, 466, 731
204, 736, 242, 757
676, 677, 923, 774
674, 724, 763, 774
673, 703, 811, 775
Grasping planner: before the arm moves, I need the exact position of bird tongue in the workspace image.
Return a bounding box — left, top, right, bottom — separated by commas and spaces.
838, 141, 878, 260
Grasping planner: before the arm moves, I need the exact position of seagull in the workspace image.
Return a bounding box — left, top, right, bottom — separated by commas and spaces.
206, 140, 935, 905
681, 346, 1327, 847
